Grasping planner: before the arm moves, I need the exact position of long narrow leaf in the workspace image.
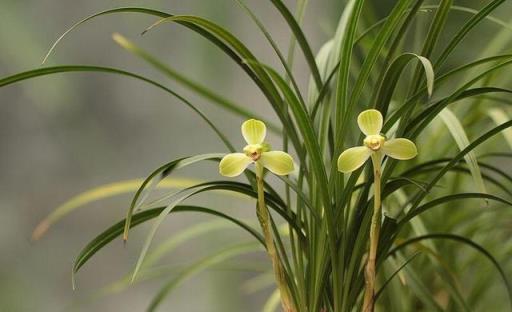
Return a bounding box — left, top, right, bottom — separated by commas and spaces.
31, 178, 199, 240
387, 233, 512, 309
439, 108, 487, 195
73, 205, 265, 282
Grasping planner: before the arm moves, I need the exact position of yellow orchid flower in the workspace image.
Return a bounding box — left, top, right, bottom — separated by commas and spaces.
337, 109, 417, 173
218, 118, 296, 311
337, 109, 418, 312
219, 119, 294, 177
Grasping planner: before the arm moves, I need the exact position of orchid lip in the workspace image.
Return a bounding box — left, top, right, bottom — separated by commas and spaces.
243, 144, 263, 161
250, 152, 261, 161
364, 134, 385, 151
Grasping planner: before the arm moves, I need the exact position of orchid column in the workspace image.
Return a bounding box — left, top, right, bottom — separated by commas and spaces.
338, 110, 418, 312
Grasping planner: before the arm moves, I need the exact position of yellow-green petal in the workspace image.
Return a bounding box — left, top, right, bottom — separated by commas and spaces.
357, 109, 383, 136
241, 119, 266, 144
259, 151, 294, 176
219, 153, 253, 177
337, 146, 372, 173
382, 138, 417, 160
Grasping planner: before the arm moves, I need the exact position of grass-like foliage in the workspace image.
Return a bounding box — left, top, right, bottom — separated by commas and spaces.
3, 1, 512, 311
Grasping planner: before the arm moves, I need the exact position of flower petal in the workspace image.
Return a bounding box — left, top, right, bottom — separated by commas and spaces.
337, 146, 372, 173
219, 153, 253, 177
259, 151, 294, 176
382, 138, 417, 160
241, 119, 266, 144
357, 109, 383, 136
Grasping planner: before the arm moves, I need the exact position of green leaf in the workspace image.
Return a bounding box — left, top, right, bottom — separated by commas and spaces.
487, 108, 512, 149
403, 163, 512, 198
263, 289, 281, 312
368, 0, 425, 110
142, 14, 304, 156
274, 175, 318, 220
375, 53, 434, 117
142, 220, 237, 269
375, 252, 421, 301
0, 66, 235, 154
421, 4, 512, 33
394, 0, 452, 141
72, 205, 265, 285
349, 0, 423, 115
389, 86, 512, 135
333, 0, 365, 150
383, 56, 512, 133
404, 61, 512, 141
233, 0, 304, 107
387, 233, 512, 309
391, 254, 445, 311
123, 154, 224, 242
246, 60, 330, 208
130, 180, 304, 282
42, 7, 171, 64
439, 108, 487, 195
112, 33, 280, 132
99, 220, 248, 296
41, 6, 288, 136
400, 193, 512, 225
268, 0, 322, 88
412, 120, 512, 207
434, 0, 507, 69
148, 242, 262, 311
31, 178, 199, 240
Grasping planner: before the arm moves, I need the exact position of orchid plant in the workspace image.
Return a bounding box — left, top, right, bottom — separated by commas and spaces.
220, 119, 295, 311
338, 109, 417, 312
4, 1, 512, 311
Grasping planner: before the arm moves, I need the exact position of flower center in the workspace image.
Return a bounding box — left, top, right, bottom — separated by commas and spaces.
243, 143, 271, 161
364, 134, 385, 151
244, 144, 263, 161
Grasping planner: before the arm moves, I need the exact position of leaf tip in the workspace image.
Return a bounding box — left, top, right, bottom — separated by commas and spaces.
32, 219, 50, 241
112, 32, 125, 45
41, 47, 54, 65
427, 83, 434, 98
71, 270, 77, 291
142, 18, 165, 36
112, 33, 134, 51
130, 273, 137, 284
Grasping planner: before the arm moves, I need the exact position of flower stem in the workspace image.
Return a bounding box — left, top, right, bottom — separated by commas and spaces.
256, 163, 295, 312
363, 153, 382, 312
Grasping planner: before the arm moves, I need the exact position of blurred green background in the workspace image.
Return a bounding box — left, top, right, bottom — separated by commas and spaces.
1, 0, 511, 311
